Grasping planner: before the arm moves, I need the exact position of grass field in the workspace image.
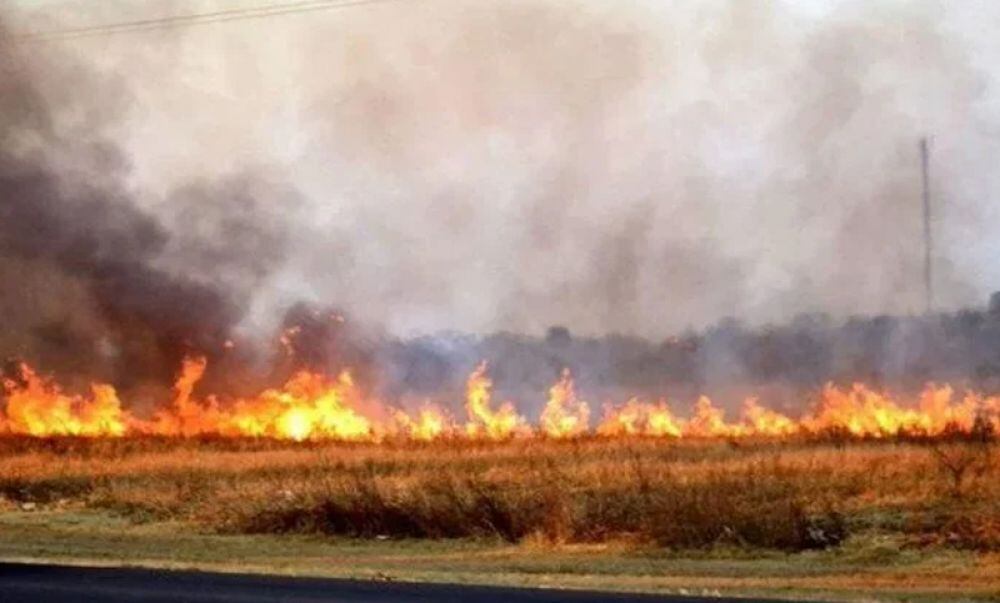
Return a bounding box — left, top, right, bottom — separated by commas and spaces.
1, 435, 999, 601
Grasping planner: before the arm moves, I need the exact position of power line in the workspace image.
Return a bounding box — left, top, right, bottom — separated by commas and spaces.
17, 0, 400, 41
15, 0, 407, 42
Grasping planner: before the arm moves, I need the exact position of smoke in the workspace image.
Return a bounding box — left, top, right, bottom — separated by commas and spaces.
7, 1, 1000, 339
0, 18, 300, 400
39, 0, 994, 339
3, 1, 1000, 406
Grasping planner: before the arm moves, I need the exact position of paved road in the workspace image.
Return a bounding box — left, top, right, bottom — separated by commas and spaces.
0, 562, 787, 602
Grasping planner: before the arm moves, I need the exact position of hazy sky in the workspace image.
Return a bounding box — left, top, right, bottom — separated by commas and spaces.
8, 0, 1000, 338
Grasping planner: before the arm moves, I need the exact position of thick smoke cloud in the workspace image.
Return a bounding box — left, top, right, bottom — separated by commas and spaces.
8, 1, 1000, 339
0, 19, 299, 401
3, 1, 1000, 412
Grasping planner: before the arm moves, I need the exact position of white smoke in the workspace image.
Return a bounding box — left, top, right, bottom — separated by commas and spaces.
9, 0, 1000, 338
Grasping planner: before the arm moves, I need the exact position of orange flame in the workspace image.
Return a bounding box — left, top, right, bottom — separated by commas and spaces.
395, 405, 451, 441
464, 362, 527, 439
596, 398, 682, 437
540, 369, 590, 438
3, 359, 1000, 441
684, 395, 732, 437
227, 371, 373, 441
740, 398, 798, 437
1, 363, 126, 437
801, 382, 989, 437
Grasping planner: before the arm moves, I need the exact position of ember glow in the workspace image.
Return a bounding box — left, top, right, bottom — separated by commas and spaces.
2, 358, 999, 440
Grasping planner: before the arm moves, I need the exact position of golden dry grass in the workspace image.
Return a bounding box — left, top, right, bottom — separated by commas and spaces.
1, 435, 998, 552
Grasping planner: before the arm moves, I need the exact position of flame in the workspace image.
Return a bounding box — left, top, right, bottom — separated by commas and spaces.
684, 395, 732, 437
1, 363, 126, 437
227, 371, 373, 441
800, 382, 988, 437
151, 355, 222, 437
597, 398, 682, 437
741, 398, 798, 437
3, 358, 1000, 441
597, 396, 797, 438
647, 402, 684, 437
540, 369, 590, 438
463, 362, 527, 439
395, 405, 451, 441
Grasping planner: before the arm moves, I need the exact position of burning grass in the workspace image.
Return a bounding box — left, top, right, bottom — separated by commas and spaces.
3, 350, 999, 555
1, 435, 997, 554
4, 356, 1000, 443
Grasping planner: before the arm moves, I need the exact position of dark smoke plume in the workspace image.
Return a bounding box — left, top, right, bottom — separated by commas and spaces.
0, 19, 297, 402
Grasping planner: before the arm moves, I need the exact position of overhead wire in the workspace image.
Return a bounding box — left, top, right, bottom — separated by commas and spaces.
15, 0, 407, 42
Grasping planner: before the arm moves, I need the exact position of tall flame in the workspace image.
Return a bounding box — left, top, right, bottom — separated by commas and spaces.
464, 362, 527, 439
540, 369, 590, 438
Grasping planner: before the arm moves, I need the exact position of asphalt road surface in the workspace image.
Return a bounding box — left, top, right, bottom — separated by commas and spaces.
0, 562, 789, 602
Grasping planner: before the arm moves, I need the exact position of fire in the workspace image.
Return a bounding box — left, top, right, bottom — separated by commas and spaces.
801, 382, 992, 438
596, 396, 796, 438
1, 363, 126, 437
740, 398, 798, 437
647, 403, 684, 437
464, 362, 527, 439
596, 398, 682, 437
218, 370, 373, 441
395, 405, 451, 441
3, 359, 1000, 441
150, 355, 222, 437
540, 369, 589, 438
684, 395, 732, 437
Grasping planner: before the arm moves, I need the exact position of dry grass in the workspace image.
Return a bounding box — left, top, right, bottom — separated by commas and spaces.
1, 436, 998, 552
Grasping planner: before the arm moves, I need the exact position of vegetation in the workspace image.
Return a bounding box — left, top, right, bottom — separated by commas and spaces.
4, 509, 1000, 602
1, 436, 997, 553
3, 435, 1000, 599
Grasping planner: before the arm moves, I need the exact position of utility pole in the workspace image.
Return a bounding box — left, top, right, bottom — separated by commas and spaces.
920, 137, 933, 314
